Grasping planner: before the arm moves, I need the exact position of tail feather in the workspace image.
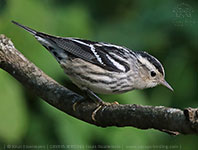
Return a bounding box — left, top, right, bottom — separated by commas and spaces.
11, 20, 37, 35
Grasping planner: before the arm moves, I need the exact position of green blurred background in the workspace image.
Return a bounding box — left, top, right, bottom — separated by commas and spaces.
0, 0, 197, 149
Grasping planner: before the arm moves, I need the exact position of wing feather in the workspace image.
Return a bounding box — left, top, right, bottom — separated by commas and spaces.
12, 21, 131, 72
37, 33, 131, 72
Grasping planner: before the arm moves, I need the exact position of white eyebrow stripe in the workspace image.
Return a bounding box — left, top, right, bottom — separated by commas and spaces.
106, 54, 126, 72
69, 38, 103, 64
137, 55, 154, 71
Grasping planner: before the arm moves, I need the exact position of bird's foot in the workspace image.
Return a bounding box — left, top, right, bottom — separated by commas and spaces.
72, 101, 79, 111
72, 98, 88, 111
73, 89, 119, 121
91, 101, 119, 121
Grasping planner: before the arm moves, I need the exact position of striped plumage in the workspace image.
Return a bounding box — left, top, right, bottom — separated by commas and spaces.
12, 21, 173, 101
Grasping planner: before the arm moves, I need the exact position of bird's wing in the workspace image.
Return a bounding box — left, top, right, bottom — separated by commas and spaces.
12, 21, 130, 72
49, 37, 131, 72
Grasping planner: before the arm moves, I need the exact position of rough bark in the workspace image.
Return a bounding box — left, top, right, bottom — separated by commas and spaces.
1, 34, 198, 135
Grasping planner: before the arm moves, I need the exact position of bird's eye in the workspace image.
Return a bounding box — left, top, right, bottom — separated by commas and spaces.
150, 71, 156, 77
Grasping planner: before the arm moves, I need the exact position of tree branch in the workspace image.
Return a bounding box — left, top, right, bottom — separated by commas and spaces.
0, 34, 198, 135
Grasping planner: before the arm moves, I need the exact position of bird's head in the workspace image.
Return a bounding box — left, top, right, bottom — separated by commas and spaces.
135, 51, 173, 91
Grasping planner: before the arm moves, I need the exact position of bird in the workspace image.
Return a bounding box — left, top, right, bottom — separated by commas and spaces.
12, 21, 173, 113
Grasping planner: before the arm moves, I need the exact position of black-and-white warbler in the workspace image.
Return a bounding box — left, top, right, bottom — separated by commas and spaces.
12, 21, 173, 105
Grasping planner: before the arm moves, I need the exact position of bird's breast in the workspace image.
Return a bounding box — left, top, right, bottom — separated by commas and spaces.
60, 58, 135, 94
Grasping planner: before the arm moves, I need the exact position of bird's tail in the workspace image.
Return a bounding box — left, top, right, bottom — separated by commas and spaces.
11, 20, 37, 35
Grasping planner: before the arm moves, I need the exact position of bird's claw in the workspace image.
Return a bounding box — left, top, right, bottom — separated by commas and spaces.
72, 98, 119, 122
91, 101, 119, 121
72, 102, 78, 111
72, 99, 85, 111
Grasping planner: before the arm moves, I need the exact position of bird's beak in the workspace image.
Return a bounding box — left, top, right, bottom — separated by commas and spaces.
160, 80, 174, 91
